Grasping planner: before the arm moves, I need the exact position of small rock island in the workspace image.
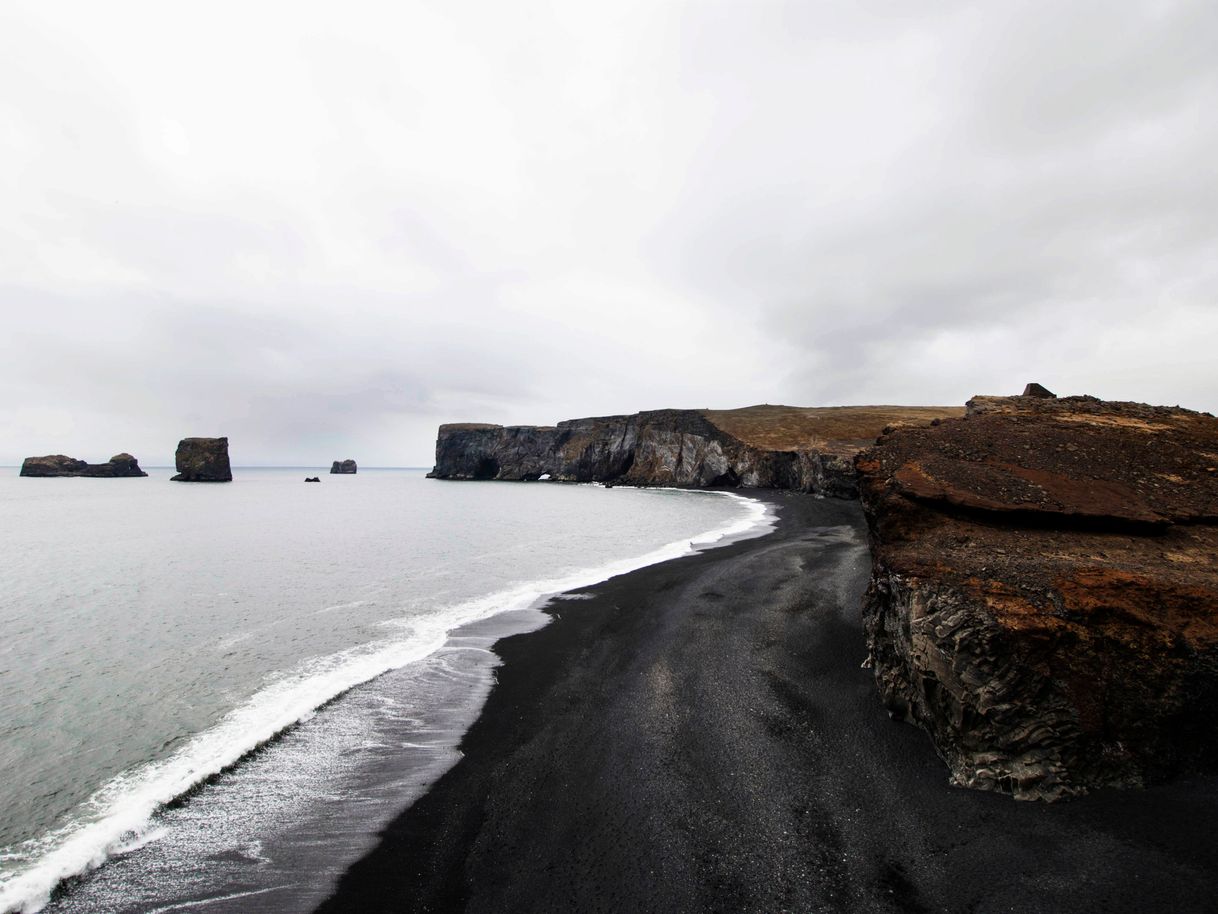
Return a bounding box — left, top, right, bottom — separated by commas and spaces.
171, 437, 232, 482
20, 453, 148, 477
330, 459, 357, 474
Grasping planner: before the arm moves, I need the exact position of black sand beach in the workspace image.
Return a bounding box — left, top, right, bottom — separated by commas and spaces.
316, 491, 1218, 914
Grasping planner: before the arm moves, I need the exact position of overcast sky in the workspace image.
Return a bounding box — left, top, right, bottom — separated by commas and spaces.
2, 1, 1215, 466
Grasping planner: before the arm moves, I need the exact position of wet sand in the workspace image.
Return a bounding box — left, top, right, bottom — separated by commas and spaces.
316, 491, 1218, 913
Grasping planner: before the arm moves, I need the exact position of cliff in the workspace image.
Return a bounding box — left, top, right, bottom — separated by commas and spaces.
20, 453, 147, 477
171, 437, 232, 482
856, 392, 1218, 799
429, 405, 960, 498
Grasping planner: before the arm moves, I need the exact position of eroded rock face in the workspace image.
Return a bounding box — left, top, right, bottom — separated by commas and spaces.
428, 411, 833, 491
857, 394, 1218, 799
171, 437, 232, 482
20, 453, 148, 478
330, 460, 357, 474
428, 406, 959, 497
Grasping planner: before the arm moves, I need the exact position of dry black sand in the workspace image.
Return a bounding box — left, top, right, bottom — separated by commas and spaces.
316, 491, 1218, 914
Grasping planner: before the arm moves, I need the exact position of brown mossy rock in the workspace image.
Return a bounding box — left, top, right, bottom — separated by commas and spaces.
20, 453, 148, 477
171, 437, 232, 482
856, 394, 1218, 800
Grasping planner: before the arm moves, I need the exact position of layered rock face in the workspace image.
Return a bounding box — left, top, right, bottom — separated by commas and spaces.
171, 437, 232, 482
857, 393, 1218, 799
430, 405, 959, 498
330, 459, 357, 474
20, 453, 148, 477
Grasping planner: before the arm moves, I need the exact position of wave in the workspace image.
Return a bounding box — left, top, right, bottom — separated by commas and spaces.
0, 490, 772, 914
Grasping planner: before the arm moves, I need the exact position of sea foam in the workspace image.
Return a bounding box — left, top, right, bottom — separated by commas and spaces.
0, 489, 771, 914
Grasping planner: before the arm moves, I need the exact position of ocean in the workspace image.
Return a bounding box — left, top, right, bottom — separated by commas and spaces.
0, 468, 770, 913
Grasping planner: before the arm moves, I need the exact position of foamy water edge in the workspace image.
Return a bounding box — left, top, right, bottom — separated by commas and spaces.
0, 489, 774, 914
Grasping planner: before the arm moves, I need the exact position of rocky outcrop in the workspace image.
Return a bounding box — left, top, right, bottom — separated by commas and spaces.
171, 437, 232, 482
429, 406, 960, 498
20, 453, 148, 477
330, 459, 357, 474
1021, 381, 1056, 398
856, 391, 1218, 800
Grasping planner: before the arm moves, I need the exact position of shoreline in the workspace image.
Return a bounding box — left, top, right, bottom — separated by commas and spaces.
315, 490, 1218, 914
3, 483, 769, 914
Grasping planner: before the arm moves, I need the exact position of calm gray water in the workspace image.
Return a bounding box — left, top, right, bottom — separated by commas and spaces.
0, 468, 769, 913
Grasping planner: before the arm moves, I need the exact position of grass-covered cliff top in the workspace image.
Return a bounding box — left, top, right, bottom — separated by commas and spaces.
701, 405, 964, 455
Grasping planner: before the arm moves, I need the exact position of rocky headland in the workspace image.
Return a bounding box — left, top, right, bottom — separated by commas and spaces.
856, 391, 1218, 799
171, 437, 232, 482
20, 453, 148, 477
331, 459, 357, 474
430, 392, 1218, 801
428, 404, 960, 498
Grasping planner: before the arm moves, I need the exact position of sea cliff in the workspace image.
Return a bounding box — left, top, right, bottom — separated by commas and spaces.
856, 393, 1218, 799
429, 405, 959, 498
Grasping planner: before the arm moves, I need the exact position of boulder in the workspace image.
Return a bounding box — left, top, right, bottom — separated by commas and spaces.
330, 459, 357, 474
171, 437, 232, 482
20, 453, 148, 478
856, 393, 1218, 799
305, 476, 320, 483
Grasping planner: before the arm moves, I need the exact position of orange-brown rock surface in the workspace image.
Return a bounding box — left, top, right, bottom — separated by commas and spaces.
857, 391, 1218, 799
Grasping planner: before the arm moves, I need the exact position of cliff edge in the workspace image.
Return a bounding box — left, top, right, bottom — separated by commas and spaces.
428, 405, 959, 498
856, 392, 1218, 799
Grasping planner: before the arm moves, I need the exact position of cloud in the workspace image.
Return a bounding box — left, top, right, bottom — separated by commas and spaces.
0, 1, 1214, 465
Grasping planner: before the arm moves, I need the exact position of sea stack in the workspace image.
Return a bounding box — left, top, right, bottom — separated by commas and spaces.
20, 453, 148, 478
171, 437, 232, 482
330, 459, 357, 474
855, 390, 1218, 800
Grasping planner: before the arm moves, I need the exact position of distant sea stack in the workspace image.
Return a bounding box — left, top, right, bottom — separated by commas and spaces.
20, 453, 148, 478
428, 406, 961, 498
856, 390, 1218, 800
171, 437, 232, 482
330, 459, 357, 475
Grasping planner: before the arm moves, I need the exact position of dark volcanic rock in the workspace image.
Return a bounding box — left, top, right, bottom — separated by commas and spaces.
428, 406, 960, 497
856, 394, 1218, 800
428, 411, 825, 491
1022, 381, 1057, 398
171, 437, 232, 482
20, 453, 148, 478
330, 459, 357, 475
305, 476, 320, 483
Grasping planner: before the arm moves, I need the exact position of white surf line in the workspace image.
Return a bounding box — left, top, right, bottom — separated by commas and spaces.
143, 884, 293, 913
0, 489, 770, 914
